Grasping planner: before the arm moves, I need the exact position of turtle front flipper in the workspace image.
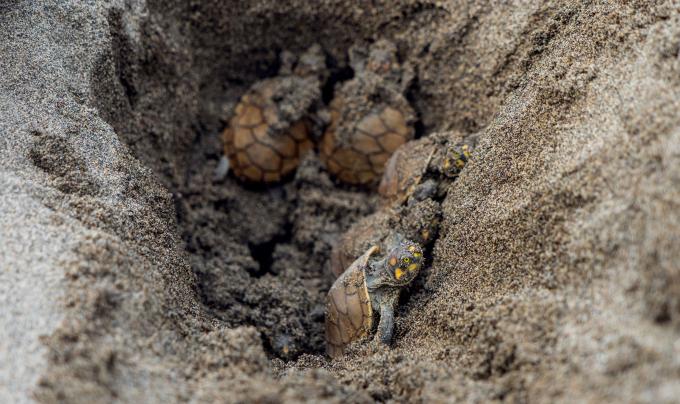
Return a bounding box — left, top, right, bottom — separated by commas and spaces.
375, 298, 396, 346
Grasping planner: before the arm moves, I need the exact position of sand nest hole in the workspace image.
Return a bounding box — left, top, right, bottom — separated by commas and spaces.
98, 2, 450, 361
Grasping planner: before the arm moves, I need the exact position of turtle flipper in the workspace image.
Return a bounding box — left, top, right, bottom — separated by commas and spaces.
375, 297, 397, 346
213, 155, 230, 182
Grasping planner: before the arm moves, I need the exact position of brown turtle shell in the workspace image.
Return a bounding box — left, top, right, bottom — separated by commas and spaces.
325, 245, 379, 358
320, 96, 414, 186
330, 211, 391, 278
223, 80, 313, 183
378, 137, 436, 205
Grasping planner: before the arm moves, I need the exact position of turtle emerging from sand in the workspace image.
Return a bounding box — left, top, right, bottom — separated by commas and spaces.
379, 133, 474, 204
325, 235, 423, 358
320, 39, 416, 186
218, 45, 327, 183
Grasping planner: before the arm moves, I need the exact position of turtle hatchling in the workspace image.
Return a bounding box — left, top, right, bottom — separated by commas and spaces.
221, 45, 327, 183
380, 132, 478, 204
320, 39, 416, 185
325, 235, 423, 358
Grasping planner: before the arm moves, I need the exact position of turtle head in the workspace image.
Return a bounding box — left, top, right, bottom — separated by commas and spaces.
366, 39, 399, 76
293, 44, 327, 80
349, 40, 400, 77
383, 237, 423, 287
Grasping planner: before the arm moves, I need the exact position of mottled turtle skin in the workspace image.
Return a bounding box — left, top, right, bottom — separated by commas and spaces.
222, 45, 326, 183
325, 237, 423, 358
320, 39, 416, 185
442, 142, 472, 179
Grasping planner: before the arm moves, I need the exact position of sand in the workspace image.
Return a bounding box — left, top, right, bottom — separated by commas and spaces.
1, 0, 679, 402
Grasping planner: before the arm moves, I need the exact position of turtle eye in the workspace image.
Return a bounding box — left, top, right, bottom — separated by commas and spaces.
401, 257, 410, 265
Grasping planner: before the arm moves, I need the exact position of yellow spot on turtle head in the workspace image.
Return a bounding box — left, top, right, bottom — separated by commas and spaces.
407, 263, 419, 272
394, 267, 404, 280
408, 245, 417, 253
389, 256, 398, 266
413, 251, 422, 258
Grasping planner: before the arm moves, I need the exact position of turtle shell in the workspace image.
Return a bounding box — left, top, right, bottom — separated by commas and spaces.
223, 79, 314, 183
379, 132, 477, 204
378, 137, 436, 205
319, 95, 414, 186
330, 211, 391, 278
325, 245, 379, 358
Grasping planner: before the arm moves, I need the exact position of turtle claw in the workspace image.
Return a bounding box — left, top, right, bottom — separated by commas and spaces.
309, 109, 331, 141
316, 108, 331, 126
213, 155, 230, 182
368, 337, 390, 356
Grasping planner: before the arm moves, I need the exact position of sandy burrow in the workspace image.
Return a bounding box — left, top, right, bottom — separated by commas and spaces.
1, 0, 680, 403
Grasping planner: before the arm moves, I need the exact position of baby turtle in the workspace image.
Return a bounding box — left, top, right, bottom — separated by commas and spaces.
221, 45, 327, 183
320, 39, 416, 185
380, 132, 477, 205
325, 236, 423, 358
